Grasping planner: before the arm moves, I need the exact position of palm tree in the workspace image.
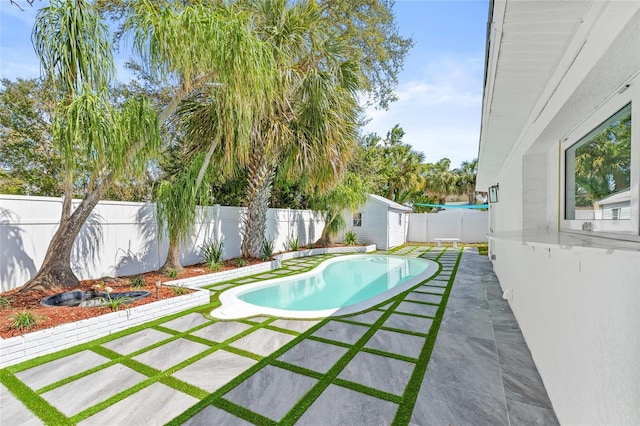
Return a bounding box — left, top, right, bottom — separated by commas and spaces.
21, 0, 161, 292
239, 0, 362, 258
423, 158, 457, 205
125, 1, 276, 271
455, 159, 478, 205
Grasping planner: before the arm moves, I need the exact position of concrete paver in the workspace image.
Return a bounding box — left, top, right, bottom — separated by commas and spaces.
224, 365, 317, 421
297, 384, 398, 425
172, 350, 257, 393
78, 382, 198, 426
0, 384, 43, 426
0, 248, 558, 426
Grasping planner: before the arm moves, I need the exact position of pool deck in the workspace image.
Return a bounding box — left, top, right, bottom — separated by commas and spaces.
1, 246, 558, 425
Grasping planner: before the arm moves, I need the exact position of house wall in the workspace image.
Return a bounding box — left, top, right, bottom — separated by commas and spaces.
341, 199, 389, 249
485, 4, 640, 424
387, 208, 409, 248
0, 195, 324, 292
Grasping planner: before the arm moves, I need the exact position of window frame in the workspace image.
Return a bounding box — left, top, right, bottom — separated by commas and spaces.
560, 95, 639, 239
353, 212, 362, 227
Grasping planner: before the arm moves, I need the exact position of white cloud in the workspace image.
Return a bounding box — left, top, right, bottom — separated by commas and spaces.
362, 54, 483, 168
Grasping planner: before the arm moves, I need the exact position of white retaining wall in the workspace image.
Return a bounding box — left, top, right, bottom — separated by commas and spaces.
0, 288, 210, 369
407, 210, 488, 243
0, 195, 324, 292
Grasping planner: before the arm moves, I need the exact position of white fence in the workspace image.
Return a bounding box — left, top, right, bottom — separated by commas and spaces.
407, 210, 488, 243
0, 195, 324, 292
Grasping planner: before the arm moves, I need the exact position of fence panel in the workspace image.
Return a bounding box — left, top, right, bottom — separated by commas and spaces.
0, 195, 324, 291
407, 210, 488, 243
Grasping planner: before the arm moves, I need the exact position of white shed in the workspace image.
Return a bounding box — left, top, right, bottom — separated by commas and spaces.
340, 194, 412, 250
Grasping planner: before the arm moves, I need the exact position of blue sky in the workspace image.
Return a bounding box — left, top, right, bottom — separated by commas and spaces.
0, 0, 489, 169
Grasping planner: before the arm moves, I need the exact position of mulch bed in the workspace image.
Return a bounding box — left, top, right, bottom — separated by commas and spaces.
0, 258, 263, 339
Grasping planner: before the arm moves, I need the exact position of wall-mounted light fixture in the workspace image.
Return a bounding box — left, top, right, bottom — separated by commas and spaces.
489, 183, 499, 203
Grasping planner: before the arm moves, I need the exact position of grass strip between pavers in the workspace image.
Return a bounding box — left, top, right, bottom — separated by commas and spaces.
391, 247, 463, 425
2, 246, 464, 426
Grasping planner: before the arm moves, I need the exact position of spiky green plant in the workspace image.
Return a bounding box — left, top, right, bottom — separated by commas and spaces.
261, 239, 275, 261
344, 230, 358, 246
200, 238, 224, 270
285, 234, 299, 251
165, 268, 178, 279
100, 295, 131, 311
9, 310, 42, 330
236, 258, 249, 267
0, 297, 11, 308
130, 275, 144, 289
172, 286, 188, 296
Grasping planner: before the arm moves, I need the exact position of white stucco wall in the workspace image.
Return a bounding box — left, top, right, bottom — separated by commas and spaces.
481, 2, 640, 424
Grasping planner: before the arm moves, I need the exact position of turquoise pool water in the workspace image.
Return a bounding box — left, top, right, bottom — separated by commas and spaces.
238, 255, 430, 311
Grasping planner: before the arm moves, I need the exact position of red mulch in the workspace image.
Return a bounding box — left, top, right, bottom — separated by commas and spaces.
0, 258, 263, 339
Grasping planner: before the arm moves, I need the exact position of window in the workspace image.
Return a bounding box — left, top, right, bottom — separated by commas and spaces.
398, 213, 402, 225
353, 213, 362, 227
563, 102, 638, 235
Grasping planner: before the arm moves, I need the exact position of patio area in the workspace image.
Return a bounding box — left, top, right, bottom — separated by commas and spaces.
1, 246, 558, 425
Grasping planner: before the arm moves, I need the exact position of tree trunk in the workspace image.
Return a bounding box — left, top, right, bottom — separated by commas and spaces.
314, 224, 333, 247
160, 237, 184, 273
242, 144, 275, 259
19, 188, 103, 292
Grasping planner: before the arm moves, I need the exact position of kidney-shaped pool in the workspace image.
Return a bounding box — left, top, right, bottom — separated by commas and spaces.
211, 254, 438, 319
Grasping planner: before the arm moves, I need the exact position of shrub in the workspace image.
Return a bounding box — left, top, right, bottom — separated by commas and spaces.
201, 238, 224, 270
9, 310, 41, 330
100, 295, 131, 311
344, 230, 358, 246
130, 275, 144, 289
236, 258, 249, 267
285, 234, 299, 251
172, 286, 188, 295
262, 239, 275, 261
165, 268, 178, 279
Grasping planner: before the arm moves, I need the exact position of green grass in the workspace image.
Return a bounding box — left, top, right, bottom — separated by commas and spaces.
1, 245, 464, 426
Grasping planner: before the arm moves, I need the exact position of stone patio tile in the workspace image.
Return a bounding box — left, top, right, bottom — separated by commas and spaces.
209, 283, 235, 291
191, 321, 252, 343
78, 382, 197, 426
102, 329, 173, 355
235, 278, 257, 284
424, 349, 503, 398
173, 350, 257, 392
277, 339, 348, 374
257, 273, 278, 279
365, 329, 426, 359
341, 309, 385, 325
507, 399, 559, 425
0, 383, 43, 426
383, 313, 433, 334
338, 351, 414, 396
246, 316, 270, 323
395, 301, 439, 318
41, 364, 146, 417
501, 365, 553, 410
182, 406, 253, 426
410, 380, 508, 425
230, 328, 296, 357
15, 350, 110, 390
431, 332, 498, 366
160, 313, 210, 333
224, 365, 317, 421
416, 285, 446, 295
270, 319, 320, 333
133, 338, 210, 371
405, 292, 442, 305
311, 321, 369, 345
377, 302, 394, 310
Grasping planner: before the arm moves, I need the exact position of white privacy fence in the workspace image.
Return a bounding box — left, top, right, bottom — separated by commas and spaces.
407, 210, 488, 243
0, 195, 324, 292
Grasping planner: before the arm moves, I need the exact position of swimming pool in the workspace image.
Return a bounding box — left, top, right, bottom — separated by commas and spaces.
211, 254, 438, 319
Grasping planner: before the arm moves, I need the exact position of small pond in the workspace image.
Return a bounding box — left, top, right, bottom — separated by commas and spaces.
41, 290, 151, 307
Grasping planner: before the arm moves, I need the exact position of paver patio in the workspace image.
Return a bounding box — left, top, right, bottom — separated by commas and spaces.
0, 246, 558, 425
